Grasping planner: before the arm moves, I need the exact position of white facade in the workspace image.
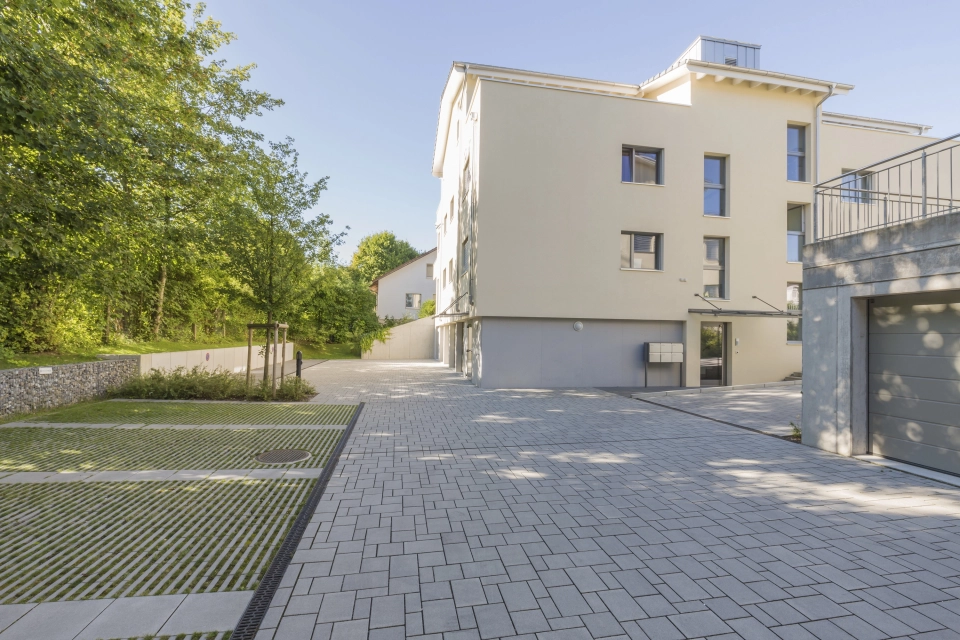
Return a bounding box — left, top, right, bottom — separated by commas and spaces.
372, 249, 437, 321
430, 37, 934, 389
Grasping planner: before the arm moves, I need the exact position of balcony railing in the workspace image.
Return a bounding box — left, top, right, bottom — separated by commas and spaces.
814, 133, 960, 241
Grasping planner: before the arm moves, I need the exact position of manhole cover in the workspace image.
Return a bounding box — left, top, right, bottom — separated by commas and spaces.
255, 449, 311, 464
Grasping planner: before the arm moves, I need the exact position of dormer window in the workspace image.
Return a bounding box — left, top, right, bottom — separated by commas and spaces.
725, 57, 737, 66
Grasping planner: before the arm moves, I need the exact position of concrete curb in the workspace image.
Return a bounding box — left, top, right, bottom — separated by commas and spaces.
632, 380, 801, 398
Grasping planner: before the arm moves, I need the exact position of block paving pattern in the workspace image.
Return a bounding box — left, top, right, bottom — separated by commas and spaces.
261, 360, 960, 639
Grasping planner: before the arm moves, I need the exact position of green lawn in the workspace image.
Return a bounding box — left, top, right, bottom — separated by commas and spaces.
297, 342, 359, 359
0, 426, 342, 472
0, 341, 358, 370
24, 400, 357, 426
0, 479, 310, 604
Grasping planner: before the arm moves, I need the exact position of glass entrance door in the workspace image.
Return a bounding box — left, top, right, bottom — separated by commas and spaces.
700, 323, 725, 386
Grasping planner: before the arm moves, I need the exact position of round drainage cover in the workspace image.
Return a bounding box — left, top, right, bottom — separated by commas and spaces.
255, 449, 311, 464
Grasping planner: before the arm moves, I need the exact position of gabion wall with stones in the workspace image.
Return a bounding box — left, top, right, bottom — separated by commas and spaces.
0, 359, 139, 416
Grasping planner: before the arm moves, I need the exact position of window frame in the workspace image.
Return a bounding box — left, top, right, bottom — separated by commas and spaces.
703, 155, 727, 217
786, 204, 805, 263
840, 169, 873, 204
426, 263, 434, 279
702, 237, 727, 300
787, 283, 802, 343
621, 145, 664, 185
620, 231, 663, 271
405, 293, 422, 310
787, 125, 807, 182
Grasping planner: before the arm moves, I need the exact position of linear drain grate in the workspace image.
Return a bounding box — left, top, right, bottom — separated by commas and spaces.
255, 449, 311, 464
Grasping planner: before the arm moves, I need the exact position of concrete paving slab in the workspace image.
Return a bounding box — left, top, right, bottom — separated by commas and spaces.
158, 591, 254, 635
0, 600, 110, 640
0, 605, 34, 634
74, 594, 185, 640
635, 386, 802, 436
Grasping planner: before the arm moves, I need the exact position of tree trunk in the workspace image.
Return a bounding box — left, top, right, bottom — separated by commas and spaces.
263, 310, 273, 385
103, 299, 112, 345
153, 263, 167, 339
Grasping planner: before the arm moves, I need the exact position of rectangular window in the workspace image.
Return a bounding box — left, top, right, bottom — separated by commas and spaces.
841, 170, 873, 204
787, 125, 806, 182
405, 293, 422, 309
460, 238, 469, 272
787, 204, 805, 263
704, 156, 726, 216
442, 268, 447, 288
620, 232, 662, 270
703, 237, 726, 299
787, 284, 802, 342
448, 258, 453, 280
622, 146, 663, 184
426, 263, 434, 278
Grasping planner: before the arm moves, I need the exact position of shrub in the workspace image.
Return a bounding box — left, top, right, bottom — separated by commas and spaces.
110, 366, 316, 401
418, 299, 435, 318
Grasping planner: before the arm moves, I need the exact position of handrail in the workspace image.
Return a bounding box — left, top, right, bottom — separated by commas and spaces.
815, 132, 960, 188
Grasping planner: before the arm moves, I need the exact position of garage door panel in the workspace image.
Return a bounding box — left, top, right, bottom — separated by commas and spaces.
868, 353, 960, 381
869, 373, 960, 404
870, 303, 960, 334
867, 332, 960, 357
869, 393, 960, 427
870, 433, 960, 476
870, 413, 960, 451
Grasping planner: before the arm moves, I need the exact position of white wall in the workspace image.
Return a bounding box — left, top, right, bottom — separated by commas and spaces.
102, 343, 296, 375
376, 251, 437, 320
362, 317, 436, 360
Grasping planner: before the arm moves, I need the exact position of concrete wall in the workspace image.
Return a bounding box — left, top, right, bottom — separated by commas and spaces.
376, 252, 437, 320
0, 359, 139, 416
802, 211, 960, 456
473, 317, 683, 388
362, 317, 436, 360
101, 343, 295, 375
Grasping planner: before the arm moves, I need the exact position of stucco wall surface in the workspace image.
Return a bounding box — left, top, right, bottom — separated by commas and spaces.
101, 343, 295, 375
362, 317, 436, 360
473, 317, 683, 388
0, 359, 139, 416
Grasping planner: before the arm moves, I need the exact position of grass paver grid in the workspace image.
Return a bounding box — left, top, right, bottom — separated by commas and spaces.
0, 480, 311, 604
0, 427, 341, 472
26, 401, 356, 426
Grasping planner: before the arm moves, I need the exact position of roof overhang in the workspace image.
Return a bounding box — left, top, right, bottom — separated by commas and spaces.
641, 60, 853, 98
821, 111, 932, 136
432, 65, 466, 178
689, 308, 802, 318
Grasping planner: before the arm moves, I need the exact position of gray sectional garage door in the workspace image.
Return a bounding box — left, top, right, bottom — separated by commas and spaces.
868, 292, 960, 474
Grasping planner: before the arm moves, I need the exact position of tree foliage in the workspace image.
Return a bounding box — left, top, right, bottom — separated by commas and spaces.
350, 231, 420, 284
0, 0, 372, 355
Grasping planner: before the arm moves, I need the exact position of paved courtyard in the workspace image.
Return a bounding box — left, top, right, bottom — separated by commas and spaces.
637, 389, 803, 438
257, 359, 960, 640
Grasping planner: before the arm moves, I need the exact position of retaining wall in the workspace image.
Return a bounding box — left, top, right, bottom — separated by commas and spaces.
362, 318, 436, 360
100, 342, 295, 375
0, 359, 139, 416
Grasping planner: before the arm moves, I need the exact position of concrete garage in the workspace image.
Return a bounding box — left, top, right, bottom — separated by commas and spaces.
868, 292, 960, 473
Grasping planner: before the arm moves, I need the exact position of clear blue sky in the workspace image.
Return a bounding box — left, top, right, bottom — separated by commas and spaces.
200, 0, 959, 260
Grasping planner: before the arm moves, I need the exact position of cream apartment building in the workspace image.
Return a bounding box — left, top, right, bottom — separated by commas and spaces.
432, 37, 935, 388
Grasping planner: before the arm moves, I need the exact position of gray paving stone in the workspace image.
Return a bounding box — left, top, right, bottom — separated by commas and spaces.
0, 600, 110, 640
474, 602, 516, 639
159, 591, 253, 635
263, 361, 960, 640
422, 598, 460, 634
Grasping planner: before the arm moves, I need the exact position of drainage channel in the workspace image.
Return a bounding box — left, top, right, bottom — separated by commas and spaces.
232, 402, 364, 640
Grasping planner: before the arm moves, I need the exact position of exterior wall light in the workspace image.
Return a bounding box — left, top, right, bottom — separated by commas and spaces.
573, 321, 584, 331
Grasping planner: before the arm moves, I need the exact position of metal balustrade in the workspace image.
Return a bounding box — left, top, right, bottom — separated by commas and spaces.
814, 133, 960, 241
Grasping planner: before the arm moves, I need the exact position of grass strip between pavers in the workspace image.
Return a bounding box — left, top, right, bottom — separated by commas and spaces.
27, 401, 357, 426
0, 427, 341, 472
0, 480, 311, 604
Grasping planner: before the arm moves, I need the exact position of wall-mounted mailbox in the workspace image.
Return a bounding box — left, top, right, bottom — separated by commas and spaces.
648, 342, 683, 363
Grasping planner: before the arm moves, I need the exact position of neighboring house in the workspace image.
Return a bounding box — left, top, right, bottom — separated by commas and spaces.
803, 135, 960, 475
370, 248, 437, 320
431, 36, 936, 388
